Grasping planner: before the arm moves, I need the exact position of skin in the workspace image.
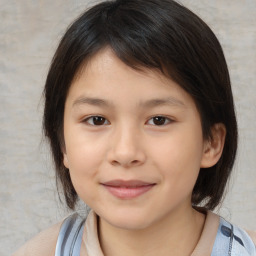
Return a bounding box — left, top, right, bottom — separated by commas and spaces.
63, 48, 226, 256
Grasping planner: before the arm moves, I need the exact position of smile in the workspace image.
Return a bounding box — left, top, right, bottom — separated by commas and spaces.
101, 180, 156, 199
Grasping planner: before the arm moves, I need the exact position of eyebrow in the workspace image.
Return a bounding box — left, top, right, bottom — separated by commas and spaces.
139, 97, 185, 108
73, 97, 112, 108
72, 96, 186, 108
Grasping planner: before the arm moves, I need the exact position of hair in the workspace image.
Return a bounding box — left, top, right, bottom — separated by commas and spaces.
43, 0, 237, 210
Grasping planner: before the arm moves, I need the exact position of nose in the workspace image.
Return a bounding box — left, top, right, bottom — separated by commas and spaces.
107, 125, 146, 168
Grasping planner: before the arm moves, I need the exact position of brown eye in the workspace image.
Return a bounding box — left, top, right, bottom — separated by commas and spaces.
84, 116, 109, 126
147, 116, 172, 126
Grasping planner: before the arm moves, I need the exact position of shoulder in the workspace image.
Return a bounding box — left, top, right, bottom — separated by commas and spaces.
245, 230, 256, 246
12, 221, 63, 256
213, 216, 256, 255
231, 224, 256, 255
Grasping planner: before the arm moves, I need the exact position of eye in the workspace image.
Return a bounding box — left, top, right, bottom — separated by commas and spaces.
147, 116, 172, 126
83, 116, 110, 126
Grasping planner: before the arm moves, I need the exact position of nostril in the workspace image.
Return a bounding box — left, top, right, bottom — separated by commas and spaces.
111, 160, 121, 166
108, 144, 146, 167
131, 160, 139, 165
111, 159, 141, 167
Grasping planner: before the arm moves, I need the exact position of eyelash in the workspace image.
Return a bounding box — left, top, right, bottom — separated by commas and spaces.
82, 115, 173, 126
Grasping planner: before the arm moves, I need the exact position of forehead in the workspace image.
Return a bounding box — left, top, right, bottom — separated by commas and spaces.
75, 48, 169, 86
67, 48, 196, 110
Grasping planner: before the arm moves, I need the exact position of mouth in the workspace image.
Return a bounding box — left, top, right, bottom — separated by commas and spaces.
100, 180, 156, 199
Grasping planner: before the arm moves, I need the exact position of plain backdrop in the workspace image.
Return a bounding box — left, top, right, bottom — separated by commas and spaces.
0, 0, 255, 255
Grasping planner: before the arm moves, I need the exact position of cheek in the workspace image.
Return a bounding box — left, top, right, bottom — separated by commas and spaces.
64, 135, 107, 196
67, 144, 104, 174
66, 141, 104, 203
150, 128, 204, 185
65, 128, 107, 167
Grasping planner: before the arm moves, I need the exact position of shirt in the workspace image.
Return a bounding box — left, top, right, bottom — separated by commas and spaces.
12, 210, 256, 256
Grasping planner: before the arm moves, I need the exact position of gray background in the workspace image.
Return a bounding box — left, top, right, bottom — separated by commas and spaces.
0, 0, 255, 255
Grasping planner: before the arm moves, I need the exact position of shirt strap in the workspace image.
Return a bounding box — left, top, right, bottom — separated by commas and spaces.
211, 217, 256, 256
55, 213, 86, 256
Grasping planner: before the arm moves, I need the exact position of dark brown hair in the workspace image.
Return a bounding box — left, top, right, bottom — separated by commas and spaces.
43, 0, 237, 210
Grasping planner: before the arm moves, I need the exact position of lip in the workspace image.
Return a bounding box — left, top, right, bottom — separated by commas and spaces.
101, 179, 156, 199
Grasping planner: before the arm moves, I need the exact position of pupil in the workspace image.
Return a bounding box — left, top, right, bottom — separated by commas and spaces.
93, 116, 105, 125
154, 116, 165, 125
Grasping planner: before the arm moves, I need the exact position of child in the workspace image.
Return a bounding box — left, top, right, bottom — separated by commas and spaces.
13, 0, 256, 255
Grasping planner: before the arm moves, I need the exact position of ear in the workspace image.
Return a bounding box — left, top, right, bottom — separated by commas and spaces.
200, 123, 226, 168
63, 153, 69, 169
61, 140, 69, 169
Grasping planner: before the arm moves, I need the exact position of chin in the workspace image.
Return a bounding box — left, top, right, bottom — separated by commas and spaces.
102, 211, 154, 230
111, 219, 151, 230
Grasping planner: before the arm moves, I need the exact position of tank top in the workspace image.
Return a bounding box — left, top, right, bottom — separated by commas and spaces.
55, 212, 256, 256
55, 213, 86, 256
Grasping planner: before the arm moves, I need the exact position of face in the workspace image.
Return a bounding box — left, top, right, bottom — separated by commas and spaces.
63, 48, 208, 230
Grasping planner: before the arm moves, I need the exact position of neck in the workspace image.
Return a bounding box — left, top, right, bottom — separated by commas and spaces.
98, 205, 206, 256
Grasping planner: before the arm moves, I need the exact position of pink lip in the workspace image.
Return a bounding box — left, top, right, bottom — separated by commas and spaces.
101, 180, 155, 199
